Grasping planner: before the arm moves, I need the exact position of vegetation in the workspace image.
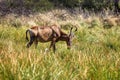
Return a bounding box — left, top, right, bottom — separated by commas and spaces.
0, 0, 120, 80
1, 0, 120, 13
0, 15, 120, 79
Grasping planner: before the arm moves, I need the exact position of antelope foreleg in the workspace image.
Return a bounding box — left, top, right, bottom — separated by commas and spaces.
49, 38, 56, 53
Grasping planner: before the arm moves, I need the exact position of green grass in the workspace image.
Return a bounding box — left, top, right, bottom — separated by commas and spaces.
0, 24, 120, 80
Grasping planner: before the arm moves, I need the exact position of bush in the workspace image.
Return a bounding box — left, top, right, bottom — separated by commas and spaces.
2, 0, 120, 12
58, 0, 81, 7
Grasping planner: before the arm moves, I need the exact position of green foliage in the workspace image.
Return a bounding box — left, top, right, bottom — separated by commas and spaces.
3, 0, 119, 12
5, 0, 54, 12
58, 0, 82, 7
81, 0, 114, 11
24, 0, 54, 11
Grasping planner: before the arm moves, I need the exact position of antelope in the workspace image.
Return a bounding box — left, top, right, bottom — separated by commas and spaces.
26, 25, 77, 52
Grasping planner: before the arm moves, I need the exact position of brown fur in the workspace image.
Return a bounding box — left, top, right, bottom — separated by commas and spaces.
26, 25, 77, 52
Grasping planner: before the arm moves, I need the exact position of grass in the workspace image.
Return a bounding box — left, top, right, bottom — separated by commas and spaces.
0, 21, 120, 80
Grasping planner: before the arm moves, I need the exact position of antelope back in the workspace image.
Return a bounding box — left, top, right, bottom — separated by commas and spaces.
30, 26, 39, 36
50, 25, 61, 37
38, 27, 53, 41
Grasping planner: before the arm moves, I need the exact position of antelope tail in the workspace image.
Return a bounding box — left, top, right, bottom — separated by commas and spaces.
26, 29, 29, 41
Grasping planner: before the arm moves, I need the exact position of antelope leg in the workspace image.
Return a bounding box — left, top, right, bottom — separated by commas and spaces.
49, 38, 56, 53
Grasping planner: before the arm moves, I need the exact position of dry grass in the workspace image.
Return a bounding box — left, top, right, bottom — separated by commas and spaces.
0, 9, 120, 80
0, 24, 120, 80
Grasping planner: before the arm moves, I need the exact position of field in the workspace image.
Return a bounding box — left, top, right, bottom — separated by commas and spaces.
0, 14, 120, 80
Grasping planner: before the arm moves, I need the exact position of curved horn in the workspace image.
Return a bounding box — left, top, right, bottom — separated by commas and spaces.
69, 26, 77, 37
74, 26, 77, 32
69, 27, 73, 36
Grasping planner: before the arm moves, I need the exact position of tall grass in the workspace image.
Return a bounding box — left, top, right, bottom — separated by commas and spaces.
0, 20, 120, 80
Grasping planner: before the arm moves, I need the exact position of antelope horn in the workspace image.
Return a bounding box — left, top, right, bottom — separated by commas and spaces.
69, 26, 77, 37
74, 26, 77, 32
69, 27, 73, 36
